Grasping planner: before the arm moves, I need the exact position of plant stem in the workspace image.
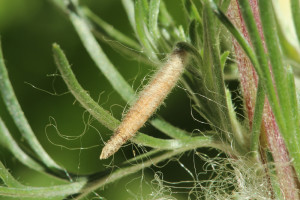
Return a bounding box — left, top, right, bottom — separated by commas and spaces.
237, 0, 285, 136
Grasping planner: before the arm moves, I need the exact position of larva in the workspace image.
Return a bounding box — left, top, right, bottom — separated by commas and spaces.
100, 48, 189, 159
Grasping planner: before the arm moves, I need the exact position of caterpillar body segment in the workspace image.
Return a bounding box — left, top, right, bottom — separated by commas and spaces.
100, 49, 189, 159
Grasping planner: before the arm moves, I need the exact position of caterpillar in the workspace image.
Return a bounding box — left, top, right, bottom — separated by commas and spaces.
100, 48, 189, 159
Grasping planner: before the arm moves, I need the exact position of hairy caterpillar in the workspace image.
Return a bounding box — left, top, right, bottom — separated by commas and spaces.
100, 48, 189, 159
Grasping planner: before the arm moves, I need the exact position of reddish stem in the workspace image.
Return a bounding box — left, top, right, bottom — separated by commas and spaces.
227, 1, 299, 199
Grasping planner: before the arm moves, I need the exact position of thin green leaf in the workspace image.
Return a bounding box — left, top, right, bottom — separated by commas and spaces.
0, 181, 86, 198
176, 42, 203, 63
121, 0, 136, 31
83, 7, 141, 50
52, 43, 119, 130
132, 134, 185, 149
66, 4, 134, 101
148, 0, 161, 41
0, 161, 23, 187
225, 89, 247, 153
0, 118, 44, 172
141, 0, 149, 21
189, 0, 203, 45
180, 78, 205, 113
135, 0, 157, 59
148, 0, 170, 52
208, 1, 262, 77
181, 0, 191, 24
178, 25, 187, 41
188, 20, 200, 49
135, 134, 236, 158
259, 0, 291, 128
220, 0, 231, 13
265, 151, 284, 200
203, 0, 232, 133
189, 0, 202, 24
0, 39, 62, 171
179, 50, 221, 127
249, 80, 265, 159
49, 0, 67, 13
220, 50, 230, 71
286, 66, 300, 139
150, 117, 191, 140
122, 149, 163, 165
276, 19, 300, 66
92, 30, 154, 66
291, 0, 300, 45
159, 1, 174, 27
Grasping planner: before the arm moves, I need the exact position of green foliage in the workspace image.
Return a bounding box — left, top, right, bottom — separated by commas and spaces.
0, 0, 300, 199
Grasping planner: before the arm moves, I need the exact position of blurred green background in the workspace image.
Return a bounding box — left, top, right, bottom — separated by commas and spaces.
0, 0, 216, 199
